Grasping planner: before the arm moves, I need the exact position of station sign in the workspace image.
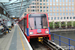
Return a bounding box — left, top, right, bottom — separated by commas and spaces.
12, 17, 19, 19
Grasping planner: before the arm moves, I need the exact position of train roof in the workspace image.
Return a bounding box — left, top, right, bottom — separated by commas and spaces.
19, 13, 48, 21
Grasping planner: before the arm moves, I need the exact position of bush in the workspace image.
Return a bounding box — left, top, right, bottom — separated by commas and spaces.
55, 22, 59, 28
61, 22, 66, 27
67, 21, 71, 26
49, 22, 53, 29
73, 21, 75, 27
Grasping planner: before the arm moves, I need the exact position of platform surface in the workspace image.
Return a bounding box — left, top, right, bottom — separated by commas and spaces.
0, 25, 32, 50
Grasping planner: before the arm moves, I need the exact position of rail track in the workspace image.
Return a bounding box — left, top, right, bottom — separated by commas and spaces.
30, 38, 51, 50
30, 38, 64, 50
43, 38, 64, 50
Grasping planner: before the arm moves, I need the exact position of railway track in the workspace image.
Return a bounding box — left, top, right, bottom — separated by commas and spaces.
30, 38, 64, 50
30, 38, 51, 50
43, 38, 64, 50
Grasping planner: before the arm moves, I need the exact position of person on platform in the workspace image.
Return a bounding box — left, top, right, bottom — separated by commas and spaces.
11, 23, 14, 28
1, 23, 9, 33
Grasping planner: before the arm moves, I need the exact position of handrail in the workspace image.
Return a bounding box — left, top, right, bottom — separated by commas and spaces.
53, 33, 75, 41
51, 33, 75, 50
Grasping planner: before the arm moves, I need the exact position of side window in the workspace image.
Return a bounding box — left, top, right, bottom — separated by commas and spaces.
25, 19, 27, 34
21, 21, 22, 30
22, 20, 23, 31
23, 19, 24, 33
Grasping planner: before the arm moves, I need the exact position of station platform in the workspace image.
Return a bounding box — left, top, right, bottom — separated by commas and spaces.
0, 25, 33, 50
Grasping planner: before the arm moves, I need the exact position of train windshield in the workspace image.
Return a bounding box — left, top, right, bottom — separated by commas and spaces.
29, 14, 48, 29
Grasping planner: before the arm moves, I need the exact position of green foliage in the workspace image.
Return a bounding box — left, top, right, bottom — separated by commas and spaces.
49, 22, 53, 29
55, 22, 59, 27
67, 21, 71, 26
71, 21, 73, 26
61, 22, 66, 27
49, 21, 75, 28
73, 21, 75, 27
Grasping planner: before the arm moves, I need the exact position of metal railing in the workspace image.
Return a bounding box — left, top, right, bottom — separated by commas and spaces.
51, 33, 75, 50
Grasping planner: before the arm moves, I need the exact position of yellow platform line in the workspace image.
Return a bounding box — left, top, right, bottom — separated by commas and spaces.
19, 29, 25, 50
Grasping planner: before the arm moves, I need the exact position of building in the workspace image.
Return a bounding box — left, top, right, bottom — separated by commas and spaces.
21, 0, 75, 28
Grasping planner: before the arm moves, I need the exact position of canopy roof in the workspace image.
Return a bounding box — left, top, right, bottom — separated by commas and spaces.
0, 0, 32, 18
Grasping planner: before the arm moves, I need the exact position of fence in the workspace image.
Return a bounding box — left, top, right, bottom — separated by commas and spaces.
51, 33, 75, 50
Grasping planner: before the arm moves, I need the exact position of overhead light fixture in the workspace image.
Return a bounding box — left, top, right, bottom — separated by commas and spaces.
12, 16, 15, 17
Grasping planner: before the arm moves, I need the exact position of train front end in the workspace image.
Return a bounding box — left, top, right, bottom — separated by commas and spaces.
28, 13, 51, 42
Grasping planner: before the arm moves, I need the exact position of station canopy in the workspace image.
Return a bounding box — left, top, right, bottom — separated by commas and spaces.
0, 0, 32, 18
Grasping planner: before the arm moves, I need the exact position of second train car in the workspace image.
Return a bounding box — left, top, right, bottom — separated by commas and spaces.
18, 13, 51, 42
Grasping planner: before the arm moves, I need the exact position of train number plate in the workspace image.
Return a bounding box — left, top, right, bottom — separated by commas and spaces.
37, 29, 41, 33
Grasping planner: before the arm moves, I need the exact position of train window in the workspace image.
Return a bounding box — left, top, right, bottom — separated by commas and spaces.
42, 17, 48, 28
29, 18, 34, 29
29, 14, 48, 29
23, 19, 24, 32
36, 17, 42, 29
25, 19, 27, 33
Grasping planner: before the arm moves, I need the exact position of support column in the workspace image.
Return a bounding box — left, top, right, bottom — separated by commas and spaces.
71, 21, 73, 27
65, 21, 67, 28
59, 21, 61, 28
53, 21, 55, 29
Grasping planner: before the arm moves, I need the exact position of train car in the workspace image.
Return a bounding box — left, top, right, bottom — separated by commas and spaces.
18, 13, 51, 42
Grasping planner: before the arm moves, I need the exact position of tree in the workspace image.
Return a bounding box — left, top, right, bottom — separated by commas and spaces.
49, 22, 53, 29
61, 22, 66, 27
55, 22, 59, 28
73, 21, 75, 27
67, 21, 71, 28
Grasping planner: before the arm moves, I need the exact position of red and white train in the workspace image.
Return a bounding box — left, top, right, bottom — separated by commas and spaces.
18, 13, 51, 42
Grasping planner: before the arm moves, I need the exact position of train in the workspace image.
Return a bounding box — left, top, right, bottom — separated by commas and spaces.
18, 13, 51, 42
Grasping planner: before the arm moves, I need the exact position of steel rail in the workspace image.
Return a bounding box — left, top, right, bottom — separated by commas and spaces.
43, 38, 64, 50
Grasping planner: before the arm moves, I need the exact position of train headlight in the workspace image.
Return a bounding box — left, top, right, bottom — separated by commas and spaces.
45, 31, 49, 34
30, 32, 33, 35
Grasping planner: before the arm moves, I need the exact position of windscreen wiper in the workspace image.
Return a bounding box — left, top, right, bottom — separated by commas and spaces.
35, 21, 36, 26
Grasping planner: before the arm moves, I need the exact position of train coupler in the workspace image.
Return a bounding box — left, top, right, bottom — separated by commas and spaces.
38, 37, 43, 43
